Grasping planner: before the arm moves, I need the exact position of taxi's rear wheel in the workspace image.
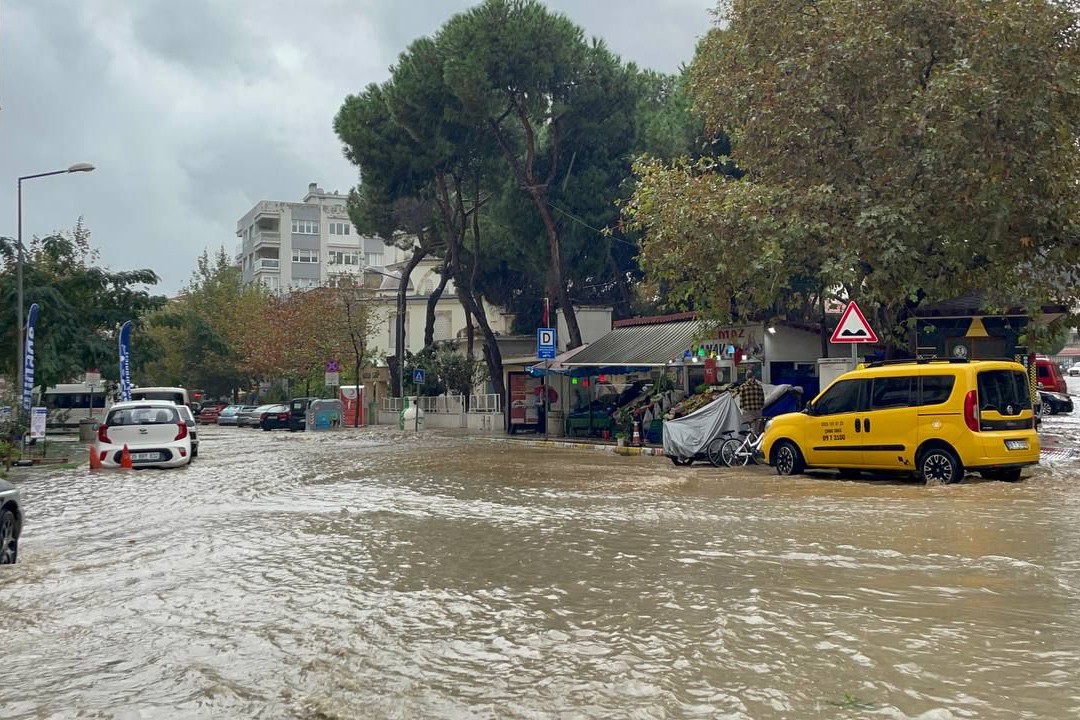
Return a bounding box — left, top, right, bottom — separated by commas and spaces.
919, 446, 962, 485
772, 440, 805, 476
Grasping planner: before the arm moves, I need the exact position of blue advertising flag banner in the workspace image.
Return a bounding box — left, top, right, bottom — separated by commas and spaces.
22, 303, 40, 411
119, 320, 133, 401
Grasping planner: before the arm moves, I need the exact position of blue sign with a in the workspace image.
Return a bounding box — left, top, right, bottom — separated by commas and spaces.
413, 368, 425, 384
537, 327, 557, 360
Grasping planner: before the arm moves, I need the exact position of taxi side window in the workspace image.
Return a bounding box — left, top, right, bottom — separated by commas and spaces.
918, 376, 956, 406
870, 376, 913, 409
814, 379, 868, 415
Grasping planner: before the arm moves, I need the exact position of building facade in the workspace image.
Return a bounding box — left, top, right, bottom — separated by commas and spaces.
236, 183, 406, 291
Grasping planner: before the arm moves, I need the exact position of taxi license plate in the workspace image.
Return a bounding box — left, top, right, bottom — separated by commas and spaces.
1004, 439, 1028, 451
132, 452, 160, 461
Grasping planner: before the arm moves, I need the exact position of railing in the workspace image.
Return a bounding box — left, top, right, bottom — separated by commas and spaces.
382, 397, 404, 413
469, 393, 501, 414
417, 395, 464, 414
254, 257, 280, 272
254, 231, 281, 248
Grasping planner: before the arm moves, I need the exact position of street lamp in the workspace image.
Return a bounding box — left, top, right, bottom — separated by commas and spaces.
15, 163, 95, 410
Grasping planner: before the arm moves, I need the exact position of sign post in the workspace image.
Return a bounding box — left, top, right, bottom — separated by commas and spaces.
412, 368, 425, 431
829, 301, 879, 368
325, 360, 341, 389
537, 328, 556, 439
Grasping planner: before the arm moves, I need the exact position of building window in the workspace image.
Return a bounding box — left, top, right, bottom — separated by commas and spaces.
262, 275, 279, 291
328, 250, 359, 266
365, 251, 384, 266
293, 278, 318, 289
291, 219, 319, 234
435, 311, 452, 341
329, 221, 351, 235
292, 249, 320, 263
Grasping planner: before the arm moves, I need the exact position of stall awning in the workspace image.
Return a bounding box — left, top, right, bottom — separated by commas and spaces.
542, 319, 710, 375
524, 344, 590, 377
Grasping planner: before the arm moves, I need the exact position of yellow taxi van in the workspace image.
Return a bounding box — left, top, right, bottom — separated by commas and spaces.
760, 359, 1040, 484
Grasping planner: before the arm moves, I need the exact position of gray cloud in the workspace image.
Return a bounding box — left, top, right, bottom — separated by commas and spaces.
1, 0, 714, 293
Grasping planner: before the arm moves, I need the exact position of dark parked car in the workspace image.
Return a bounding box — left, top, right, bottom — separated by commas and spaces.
259, 404, 291, 431
1039, 390, 1073, 416
1, 479, 23, 564
287, 397, 319, 431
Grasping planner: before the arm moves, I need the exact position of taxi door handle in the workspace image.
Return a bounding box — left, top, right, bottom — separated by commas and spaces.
864, 418, 871, 432
855, 418, 862, 433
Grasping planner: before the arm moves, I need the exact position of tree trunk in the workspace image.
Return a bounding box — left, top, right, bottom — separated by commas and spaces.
423, 270, 451, 349
354, 358, 362, 427
460, 288, 505, 399
396, 246, 427, 396
532, 195, 582, 349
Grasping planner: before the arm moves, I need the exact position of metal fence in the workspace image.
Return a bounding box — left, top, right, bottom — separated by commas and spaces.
469, 393, 502, 414
381, 394, 500, 415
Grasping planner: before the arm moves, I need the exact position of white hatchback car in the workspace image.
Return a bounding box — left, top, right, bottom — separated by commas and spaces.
94, 400, 192, 469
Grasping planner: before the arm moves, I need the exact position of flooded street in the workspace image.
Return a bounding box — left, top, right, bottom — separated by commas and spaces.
4, 394, 1080, 718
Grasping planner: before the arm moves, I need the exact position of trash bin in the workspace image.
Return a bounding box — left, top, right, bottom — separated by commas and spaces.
546, 410, 565, 438
78, 418, 99, 443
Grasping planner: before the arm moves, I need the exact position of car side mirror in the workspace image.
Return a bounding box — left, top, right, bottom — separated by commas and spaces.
803, 402, 815, 416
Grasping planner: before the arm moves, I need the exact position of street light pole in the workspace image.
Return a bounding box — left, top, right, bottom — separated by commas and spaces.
15, 163, 95, 412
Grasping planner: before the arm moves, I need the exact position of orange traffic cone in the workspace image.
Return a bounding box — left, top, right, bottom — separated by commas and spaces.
120, 444, 133, 470
88, 445, 102, 470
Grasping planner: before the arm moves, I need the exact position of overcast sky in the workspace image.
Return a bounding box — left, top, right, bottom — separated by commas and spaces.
1, 0, 715, 293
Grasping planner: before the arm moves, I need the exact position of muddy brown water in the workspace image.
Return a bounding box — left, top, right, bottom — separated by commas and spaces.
3, 404, 1080, 719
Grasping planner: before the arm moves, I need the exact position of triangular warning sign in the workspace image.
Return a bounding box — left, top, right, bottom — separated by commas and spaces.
830, 301, 879, 344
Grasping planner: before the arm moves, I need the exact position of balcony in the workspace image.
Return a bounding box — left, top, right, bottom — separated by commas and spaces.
254, 258, 280, 273
253, 230, 280, 250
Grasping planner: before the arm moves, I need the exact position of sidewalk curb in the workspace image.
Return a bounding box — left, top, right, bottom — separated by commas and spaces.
488, 436, 666, 457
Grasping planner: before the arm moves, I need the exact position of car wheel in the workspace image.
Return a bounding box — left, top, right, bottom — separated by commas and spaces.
838, 469, 861, 480
0, 508, 18, 564
1041, 399, 1054, 416
192, 446, 199, 458
920, 446, 963, 485
772, 440, 805, 476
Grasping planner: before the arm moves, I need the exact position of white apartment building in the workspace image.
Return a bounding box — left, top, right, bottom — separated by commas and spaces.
236, 183, 406, 291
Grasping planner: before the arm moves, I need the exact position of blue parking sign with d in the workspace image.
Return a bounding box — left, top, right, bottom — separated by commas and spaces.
537, 327, 557, 359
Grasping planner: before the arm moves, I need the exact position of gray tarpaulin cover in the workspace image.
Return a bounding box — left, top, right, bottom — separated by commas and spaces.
662, 384, 793, 459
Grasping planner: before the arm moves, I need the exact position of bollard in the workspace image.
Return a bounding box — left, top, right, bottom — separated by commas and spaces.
632, 419, 643, 447
120, 445, 133, 470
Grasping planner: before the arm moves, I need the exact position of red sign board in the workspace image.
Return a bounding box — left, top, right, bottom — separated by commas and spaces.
830, 301, 879, 344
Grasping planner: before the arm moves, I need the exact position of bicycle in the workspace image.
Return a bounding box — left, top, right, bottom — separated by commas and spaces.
705, 430, 738, 467
720, 421, 765, 467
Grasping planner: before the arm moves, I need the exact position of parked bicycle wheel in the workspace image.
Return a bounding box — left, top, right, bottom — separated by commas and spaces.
721, 437, 751, 467
706, 437, 727, 467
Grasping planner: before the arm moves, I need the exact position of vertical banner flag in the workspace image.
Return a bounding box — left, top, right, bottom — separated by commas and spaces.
22, 303, 40, 411
119, 320, 133, 401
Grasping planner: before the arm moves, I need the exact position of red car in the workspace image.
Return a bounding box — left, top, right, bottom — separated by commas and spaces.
197, 402, 229, 424
1035, 356, 1068, 394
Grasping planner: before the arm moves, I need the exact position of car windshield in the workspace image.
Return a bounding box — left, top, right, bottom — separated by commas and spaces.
107, 406, 179, 425
219, 406, 238, 416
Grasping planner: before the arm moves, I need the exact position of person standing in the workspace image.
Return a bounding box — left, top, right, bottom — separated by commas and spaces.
737, 369, 766, 432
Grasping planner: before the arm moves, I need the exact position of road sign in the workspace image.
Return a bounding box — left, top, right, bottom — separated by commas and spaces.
830, 301, 879, 344
85, 369, 101, 385
325, 371, 340, 387
30, 407, 47, 440
537, 327, 557, 360
326, 359, 340, 373
413, 368, 425, 384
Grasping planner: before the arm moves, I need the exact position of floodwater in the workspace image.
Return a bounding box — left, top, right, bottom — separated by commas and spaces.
3, 386, 1080, 719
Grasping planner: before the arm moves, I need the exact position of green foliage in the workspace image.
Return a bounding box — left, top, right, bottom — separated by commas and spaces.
630, 0, 1080, 341
0, 220, 165, 390
404, 347, 481, 397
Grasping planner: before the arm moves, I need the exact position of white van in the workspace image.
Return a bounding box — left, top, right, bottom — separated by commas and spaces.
130, 387, 190, 407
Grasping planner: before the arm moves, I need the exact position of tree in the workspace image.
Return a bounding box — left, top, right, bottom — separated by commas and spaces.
0, 220, 165, 391
628, 0, 1080, 344
334, 276, 380, 426
439, 0, 615, 349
